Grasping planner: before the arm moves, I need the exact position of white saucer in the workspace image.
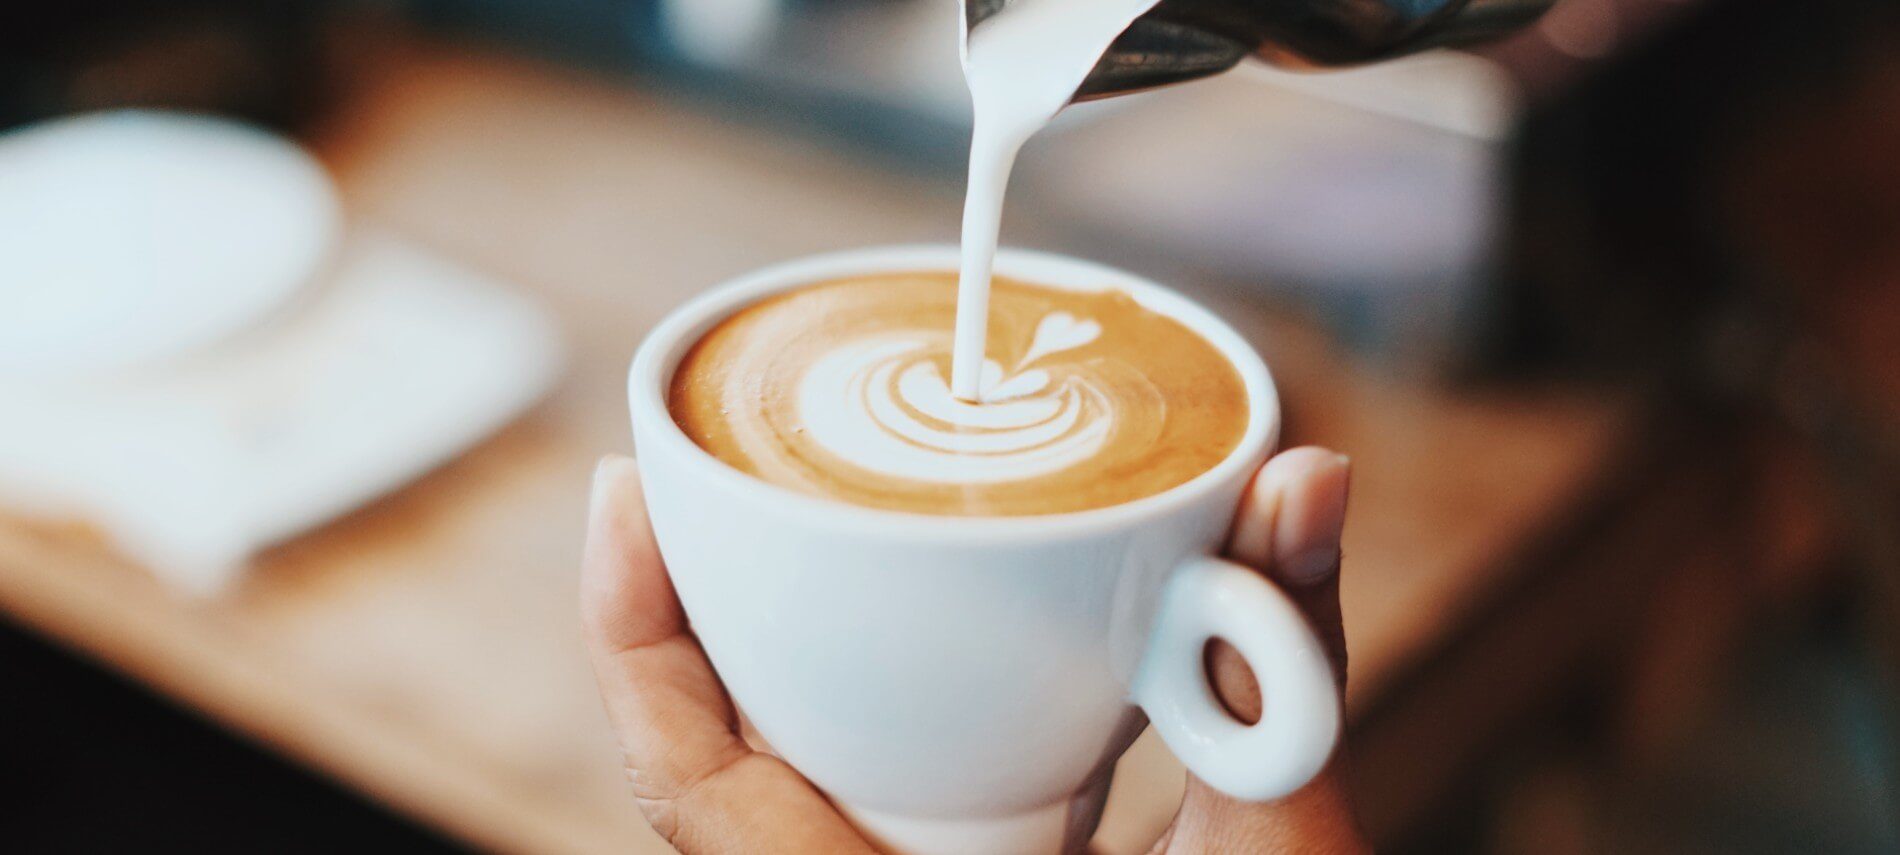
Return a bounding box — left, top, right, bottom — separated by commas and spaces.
0, 110, 339, 379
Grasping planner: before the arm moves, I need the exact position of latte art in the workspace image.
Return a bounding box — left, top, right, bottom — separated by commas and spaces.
798, 312, 1142, 485
670, 273, 1246, 516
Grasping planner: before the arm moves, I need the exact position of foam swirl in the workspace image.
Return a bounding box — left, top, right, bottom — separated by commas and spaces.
797, 312, 1110, 484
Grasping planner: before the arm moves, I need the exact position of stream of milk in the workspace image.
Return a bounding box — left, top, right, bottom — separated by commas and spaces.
951, 0, 1162, 401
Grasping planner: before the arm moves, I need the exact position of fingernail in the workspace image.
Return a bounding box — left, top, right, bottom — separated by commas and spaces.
590, 454, 636, 528
1274, 453, 1350, 586
1226, 468, 1282, 570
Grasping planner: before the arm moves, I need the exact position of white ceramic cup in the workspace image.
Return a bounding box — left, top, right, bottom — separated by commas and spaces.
628, 246, 1340, 854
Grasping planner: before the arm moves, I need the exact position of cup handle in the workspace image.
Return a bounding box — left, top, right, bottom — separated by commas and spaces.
1131, 555, 1341, 801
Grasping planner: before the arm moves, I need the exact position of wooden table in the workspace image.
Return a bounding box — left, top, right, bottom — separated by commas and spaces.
0, 47, 1637, 854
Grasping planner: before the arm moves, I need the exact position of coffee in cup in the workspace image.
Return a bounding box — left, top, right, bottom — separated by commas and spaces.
630, 247, 1338, 855
668, 271, 1247, 516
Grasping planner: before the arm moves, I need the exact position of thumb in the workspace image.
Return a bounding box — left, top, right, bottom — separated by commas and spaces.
1153, 448, 1367, 854
1214, 446, 1351, 717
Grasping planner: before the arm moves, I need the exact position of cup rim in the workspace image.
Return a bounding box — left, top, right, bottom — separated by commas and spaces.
628, 244, 1279, 542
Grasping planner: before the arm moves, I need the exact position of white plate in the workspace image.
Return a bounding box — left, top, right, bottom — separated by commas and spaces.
0, 110, 339, 379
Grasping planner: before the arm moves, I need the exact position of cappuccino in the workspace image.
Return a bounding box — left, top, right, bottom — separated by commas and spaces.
669, 272, 1246, 516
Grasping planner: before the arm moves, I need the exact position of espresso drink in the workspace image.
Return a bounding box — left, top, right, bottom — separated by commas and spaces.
669, 272, 1246, 516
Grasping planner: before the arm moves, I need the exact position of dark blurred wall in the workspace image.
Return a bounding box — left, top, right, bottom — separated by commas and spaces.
0, 0, 338, 131
1490, 0, 1900, 379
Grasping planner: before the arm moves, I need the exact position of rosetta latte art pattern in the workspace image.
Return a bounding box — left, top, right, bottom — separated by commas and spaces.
669, 273, 1247, 516
799, 312, 1119, 484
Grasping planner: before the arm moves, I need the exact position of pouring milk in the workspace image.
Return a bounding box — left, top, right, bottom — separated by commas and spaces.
952, 0, 1163, 401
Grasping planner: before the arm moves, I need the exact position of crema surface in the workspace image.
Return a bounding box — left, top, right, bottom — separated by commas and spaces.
669, 273, 1247, 516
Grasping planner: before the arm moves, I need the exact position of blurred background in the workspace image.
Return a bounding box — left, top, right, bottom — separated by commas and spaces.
1, 0, 1897, 852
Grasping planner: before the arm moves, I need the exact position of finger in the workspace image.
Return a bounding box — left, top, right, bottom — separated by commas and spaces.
1162, 450, 1367, 853
582, 455, 747, 798
1262, 447, 1349, 683
582, 455, 873, 853
1210, 448, 1352, 722
1226, 446, 1350, 588
1264, 447, 1351, 590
